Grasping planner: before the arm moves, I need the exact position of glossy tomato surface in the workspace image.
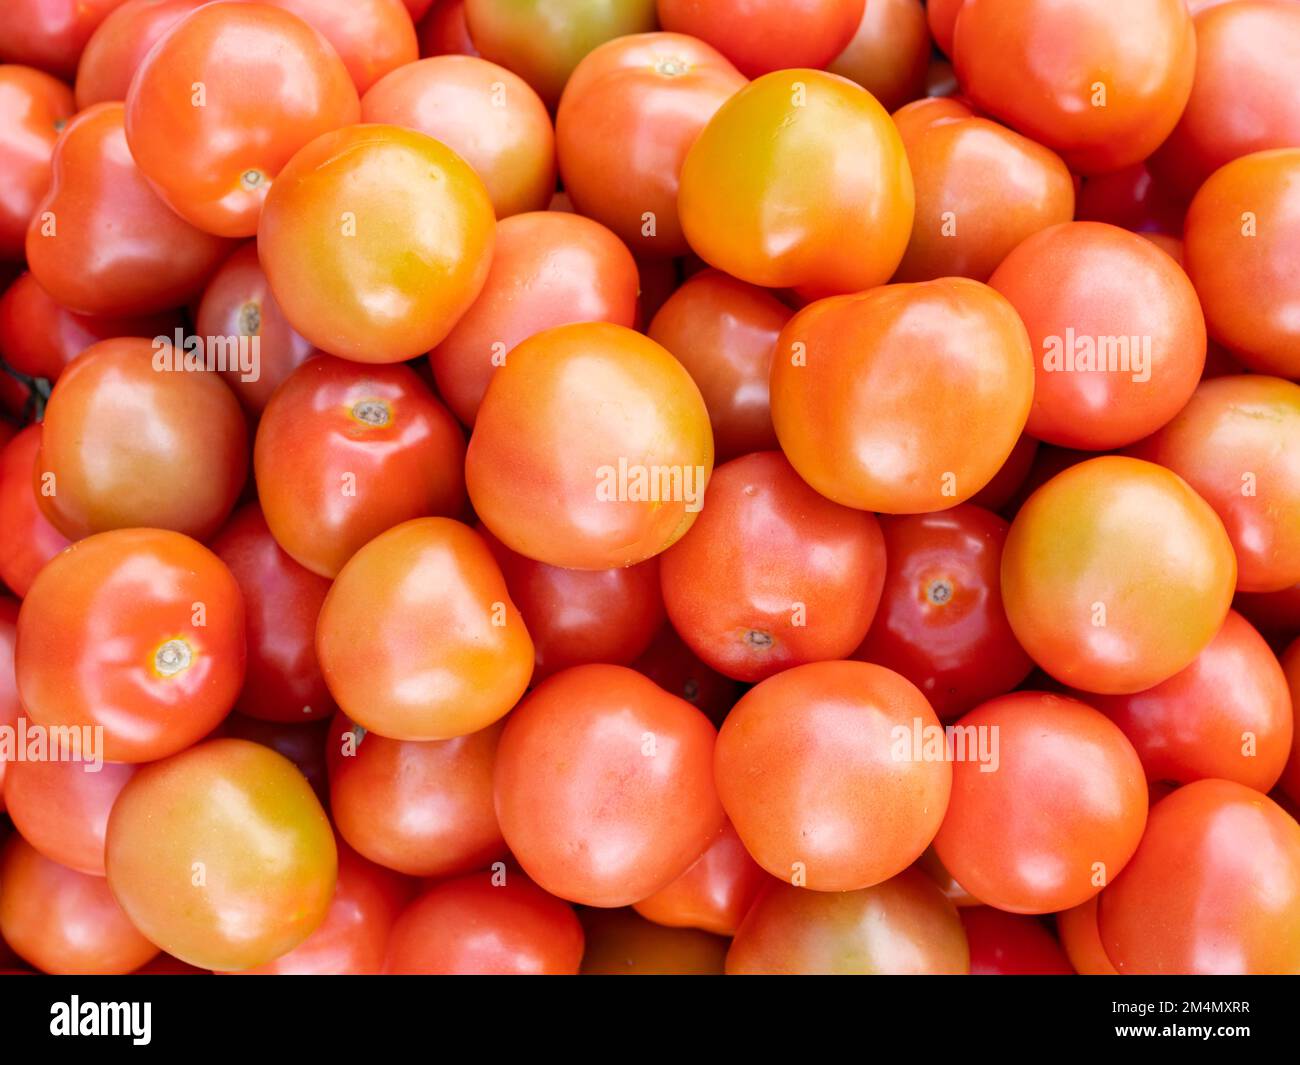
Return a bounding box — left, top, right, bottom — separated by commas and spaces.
0, 65, 74, 261
74, 0, 204, 108
0, 425, 70, 597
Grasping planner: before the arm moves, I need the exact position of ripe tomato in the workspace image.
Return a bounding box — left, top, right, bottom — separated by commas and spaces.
430, 212, 638, 426
961, 907, 1074, 975
1236, 584, 1300, 650
715, 660, 951, 892
210, 504, 334, 723
316, 518, 533, 740
16, 528, 246, 763
0, 598, 19, 812
494, 664, 725, 907
726, 870, 969, 975
556, 32, 745, 258
0, 426, 70, 597
260, 0, 418, 95
927, 0, 964, 55
73, 0, 204, 108
1075, 162, 1185, 237
952, 0, 1195, 174
1098, 779, 1300, 974
631, 624, 743, 726
0, 0, 126, 80
105, 738, 337, 972
418, 0, 477, 57
827, 0, 929, 113
660, 451, 887, 682
0, 65, 74, 261
253, 355, 466, 578
932, 692, 1148, 913
657, 0, 864, 78
970, 434, 1039, 516
770, 278, 1034, 513
466, 322, 714, 570
915, 846, 979, 908
679, 69, 913, 296
124, 2, 360, 237
362, 55, 554, 220
646, 269, 790, 462
384, 871, 584, 975
1281, 639, 1300, 805
25, 103, 233, 315
220, 715, 330, 807
1056, 895, 1118, 976
38, 338, 248, 541
583, 910, 725, 974
853, 504, 1033, 720
327, 711, 506, 877
0, 834, 159, 975
1002, 457, 1237, 694
258, 123, 494, 363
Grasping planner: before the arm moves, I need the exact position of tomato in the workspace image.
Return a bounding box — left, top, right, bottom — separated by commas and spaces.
430, 212, 638, 425
418, 0, 477, 57
0, 835, 159, 975
961, 908, 1074, 975
1183, 149, 1300, 379
73, 0, 204, 108
853, 505, 1033, 720
1002, 457, 1237, 694
715, 660, 951, 891
463, 0, 658, 107
826, 0, 929, 113
631, 624, 742, 727
0, 0, 126, 80
384, 871, 584, 975
969, 433, 1039, 513
3, 758, 134, 876
258, 124, 494, 364
38, 337, 248, 541
1080, 611, 1292, 793
932, 692, 1148, 914
927, 0, 964, 55
892, 113, 1074, 283
316, 518, 533, 740
679, 69, 913, 296
254, 355, 466, 578
326, 711, 506, 877
106, 738, 336, 971
0, 65, 74, 261
0, 599, 19, 812
952, 0, 1195, 174
657, 0, 864, 78
210, 504, 335, 723
16, 528, 246, 763
580, 907, 727, 974
661, 451, 887, 682
633, 819, 767, 937
556, 32, 744, 258
220, 714, 329, 806
26, 103, 232, 315
1056, 895, 1118, 976
726, 869, 969, 975
124, 2, 361, 237
494, 664, 725, 907
0, 426, 70, 597
259, 0, 418, 95
1151, 1, 1300, 201
1074, 163, 1185, 237
770, 278, 1034, 513
915, 846, 979, 908
362, 55, 554, 220
646, 269, 790, 463
480, 525, 663, 681
1282, 639, 1300, 805
1098, 779, 1300, 974
466, 322, 713, 570
405, 0, 436, 19
1236, 585, 1300, 650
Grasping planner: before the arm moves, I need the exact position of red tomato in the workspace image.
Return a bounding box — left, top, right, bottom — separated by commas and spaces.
494, 664, 725, 907
969, 433, 1039, 513
715, 660, 951, 892
1056, 895, 1118, 976
0, 65, 74, 261
0, 0, 127, 80
961, 908, 1074, 975
73, 0, 204, 108
1282, 639, 1300, 805
915, 846, 980, 908
418, 0, 477, 57
580, 907, 727, 974
0, 599, 19, 812
827, 0, 929, 113
1237, 584, 1300, 650
16, 528, 246, 763
0, 426, 70, 597
1074, 163, 1185, 237
259, 0, 418, 95
928, 0, 964, 55
631, 624, 743, 727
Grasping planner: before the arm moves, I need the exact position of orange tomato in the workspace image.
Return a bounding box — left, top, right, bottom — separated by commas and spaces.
259, 0, 418, 95
0, 64, 74, 261
73, 0, 204, 108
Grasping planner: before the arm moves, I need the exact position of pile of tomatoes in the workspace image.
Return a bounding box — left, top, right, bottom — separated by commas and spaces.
0, 0, 1298, 978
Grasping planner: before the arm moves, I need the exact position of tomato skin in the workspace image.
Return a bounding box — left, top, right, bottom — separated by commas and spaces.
854, 505, 1033, 721
961, 907, 1074, 975
770, 278, 1034, 513
1075, 162, 1185, 237
317, 517, 533, 741
124, 2, 361, 237
327, 711, 506, 877
494, 664, 726, 908
679, 69, 913, 296
1056, 895, 1118, 975
73, 0, 204, 108
827, 0, 929, 113
38, 337, 249, 542
726, 869, 969, 975
927, 0, 964, 55
0, 65, 74, 262
716, 661, 951, 892
952, 0, 1196, 175
418, 0, 477, 57
220, 715, 329, 807
969, 433, 1039, 514
631, 624, 743, 727
430, 212, 639, 426
1098, 779, 1300, 974
0, 426, 70, 597
657, 0, 865, 79
0, 0, 126, 80
253, 355, 466, 579
556, 32, 745, 259
661, 452, 887, 683
0, 835, 159, 975
1002, 456, 1237, 695
260, 0, 418, 95
466, 322, 714, 570
362, 55, 554, 220
580, 907, 727, 974
915, 846, 979, 908
16, 528, 246, 763
0, 599, 21, 812
105, 739, 337, 972
384, 872, 584, 975
26, 103, 233, 316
